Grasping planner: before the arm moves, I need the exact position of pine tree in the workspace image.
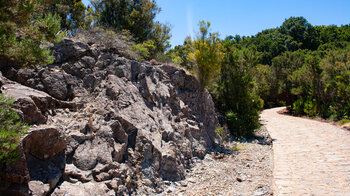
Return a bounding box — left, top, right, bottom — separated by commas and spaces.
192, 21, 222, 90
0, 94, 28, 162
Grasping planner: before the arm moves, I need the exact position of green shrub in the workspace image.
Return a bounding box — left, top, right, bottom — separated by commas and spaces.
129, 40, 156, 60
214, 126, 228, 141
292, 98, 304, 115
0, 94, 28, 162
130, 44, 149, 60
213, 46, 263, 139
0, 1, 65, 67
225, 110, 260, 139
303, 98, 317, 116
338, 119, 350, 125
292, 97, 317, 116
74, 27, 141, 59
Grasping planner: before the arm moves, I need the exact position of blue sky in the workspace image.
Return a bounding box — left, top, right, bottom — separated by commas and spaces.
83, 0, 350, 47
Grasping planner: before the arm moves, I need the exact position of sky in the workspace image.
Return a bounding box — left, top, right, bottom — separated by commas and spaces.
83, 0, 350, 47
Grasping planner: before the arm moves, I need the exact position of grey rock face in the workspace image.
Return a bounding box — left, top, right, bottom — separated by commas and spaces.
0, 73, 76, 125
0, 39, 222, 195
51, 39, 90, 63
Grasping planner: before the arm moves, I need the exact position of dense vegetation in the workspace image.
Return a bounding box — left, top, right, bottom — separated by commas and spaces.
0, 94, 28, 162
168, 17, 350, 137
0, 0, 171, 68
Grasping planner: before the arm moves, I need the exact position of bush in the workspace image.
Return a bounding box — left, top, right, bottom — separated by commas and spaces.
214, 126, 228, 141
0, 1, 65, 67
225, 111, 259, 139
213, 47, 263, 139
193, 21, 222, 90
129, 40, 156, 60
0, 94, 28, 162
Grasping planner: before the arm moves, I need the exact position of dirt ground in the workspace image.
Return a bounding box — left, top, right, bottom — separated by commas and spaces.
161, 127, 274, 196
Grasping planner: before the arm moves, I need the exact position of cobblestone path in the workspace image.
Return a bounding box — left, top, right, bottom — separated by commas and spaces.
260, 107, 350, 196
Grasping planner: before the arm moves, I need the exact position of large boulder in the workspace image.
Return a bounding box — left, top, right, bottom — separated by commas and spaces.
51, 39, 90, 63
0, 74, 76, 125
22, 128, 66, 160
0, 128, 66, 196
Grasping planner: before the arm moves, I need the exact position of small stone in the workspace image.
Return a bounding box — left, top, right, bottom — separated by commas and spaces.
95, 172, 111, 182
180, 181, 188, 187
254, 188, 268, 196
28, 181, 50, 196
166, 186, 176, 193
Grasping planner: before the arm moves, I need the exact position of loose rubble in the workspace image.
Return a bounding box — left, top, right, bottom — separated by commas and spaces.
163, 127, 274, 196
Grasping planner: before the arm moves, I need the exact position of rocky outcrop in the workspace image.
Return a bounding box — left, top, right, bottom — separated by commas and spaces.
0, 39, 222, 195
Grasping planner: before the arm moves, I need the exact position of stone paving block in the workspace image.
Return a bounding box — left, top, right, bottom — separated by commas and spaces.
261, 107, 350, 195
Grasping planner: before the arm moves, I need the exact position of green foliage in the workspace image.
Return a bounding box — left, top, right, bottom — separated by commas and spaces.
44, 0, 91, 31
214, 127, 228, 141
92, 0, 171, 55
93, 0, 159, 42
166, 36, 195, 69
270, 49, 308, 105
215, 17, 350, 120
0, 94, 28, 162
130, 40, 156, 60
0, 0, 65, 67
338, 119, 350, 125
214, 46, 263, 138
292, 97, 317, 116
230, 143, 245, 152
150, 22, 172, 56
193, 21, 222, 90
289, 47, 350, 119
130, 44, 150, 60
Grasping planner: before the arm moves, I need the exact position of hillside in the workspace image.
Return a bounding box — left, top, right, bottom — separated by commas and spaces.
0, 39, 222, 195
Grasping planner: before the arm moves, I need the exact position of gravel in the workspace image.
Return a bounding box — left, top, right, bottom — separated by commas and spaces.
161, 126, 274, 196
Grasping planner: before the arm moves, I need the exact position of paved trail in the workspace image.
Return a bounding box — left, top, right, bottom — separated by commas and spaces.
260, 107, 350, 195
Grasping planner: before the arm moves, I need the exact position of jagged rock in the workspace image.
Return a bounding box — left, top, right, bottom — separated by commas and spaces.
51, 39, 90, 63
51, 181, 110, 196
159, 146, 185, 181
105, 178, 122, 191
22, 128, 66, 160
64, 164, 93, 182
73, 140, 99, 171
73, 137, 114, 171
14, 97, 47, 124
110, 121, 128, 144
113, 143, 127, 162
81, 56, 96, 68
0, 39, 223, 195
62, 61, 92, 79
28, 181, 50, 196
0, 76, 75, 125
26, 152, 65, 193
41, 71, 71, 100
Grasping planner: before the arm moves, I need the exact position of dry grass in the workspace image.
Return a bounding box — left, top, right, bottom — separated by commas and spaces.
72, 27, 141, 60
